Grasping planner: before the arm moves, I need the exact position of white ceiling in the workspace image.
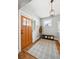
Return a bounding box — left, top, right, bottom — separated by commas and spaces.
18, 0, 32, 9
19, 0, 60, 18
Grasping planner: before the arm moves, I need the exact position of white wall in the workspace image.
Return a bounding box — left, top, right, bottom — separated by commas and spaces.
18, 9, 40, 52
41, 15, 60, 38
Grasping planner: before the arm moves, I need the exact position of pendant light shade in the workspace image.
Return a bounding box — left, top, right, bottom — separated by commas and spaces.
50, 0, 55, 16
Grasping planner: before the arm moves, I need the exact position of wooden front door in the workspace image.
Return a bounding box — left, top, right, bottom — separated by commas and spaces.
21, 16, 32, 50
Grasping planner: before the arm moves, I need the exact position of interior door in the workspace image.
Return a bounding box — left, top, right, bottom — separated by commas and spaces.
21, 16, 32, 50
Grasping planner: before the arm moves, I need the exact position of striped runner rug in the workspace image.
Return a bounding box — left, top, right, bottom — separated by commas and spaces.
27, 39, 60, 59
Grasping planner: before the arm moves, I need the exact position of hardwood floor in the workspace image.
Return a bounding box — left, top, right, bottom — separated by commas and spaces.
18, 51, 36, 59
55, 40, 60, 54
18, 39, 60, 59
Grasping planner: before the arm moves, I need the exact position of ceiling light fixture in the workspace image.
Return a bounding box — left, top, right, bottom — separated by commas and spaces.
50, 0, 55, 16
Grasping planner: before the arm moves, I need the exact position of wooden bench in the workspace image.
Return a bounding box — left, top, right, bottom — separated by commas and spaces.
41, 34, 54, 40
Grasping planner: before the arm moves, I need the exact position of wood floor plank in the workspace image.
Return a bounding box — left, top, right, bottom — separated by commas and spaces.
55, 40, 60, 54
18, 51, 36, 59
